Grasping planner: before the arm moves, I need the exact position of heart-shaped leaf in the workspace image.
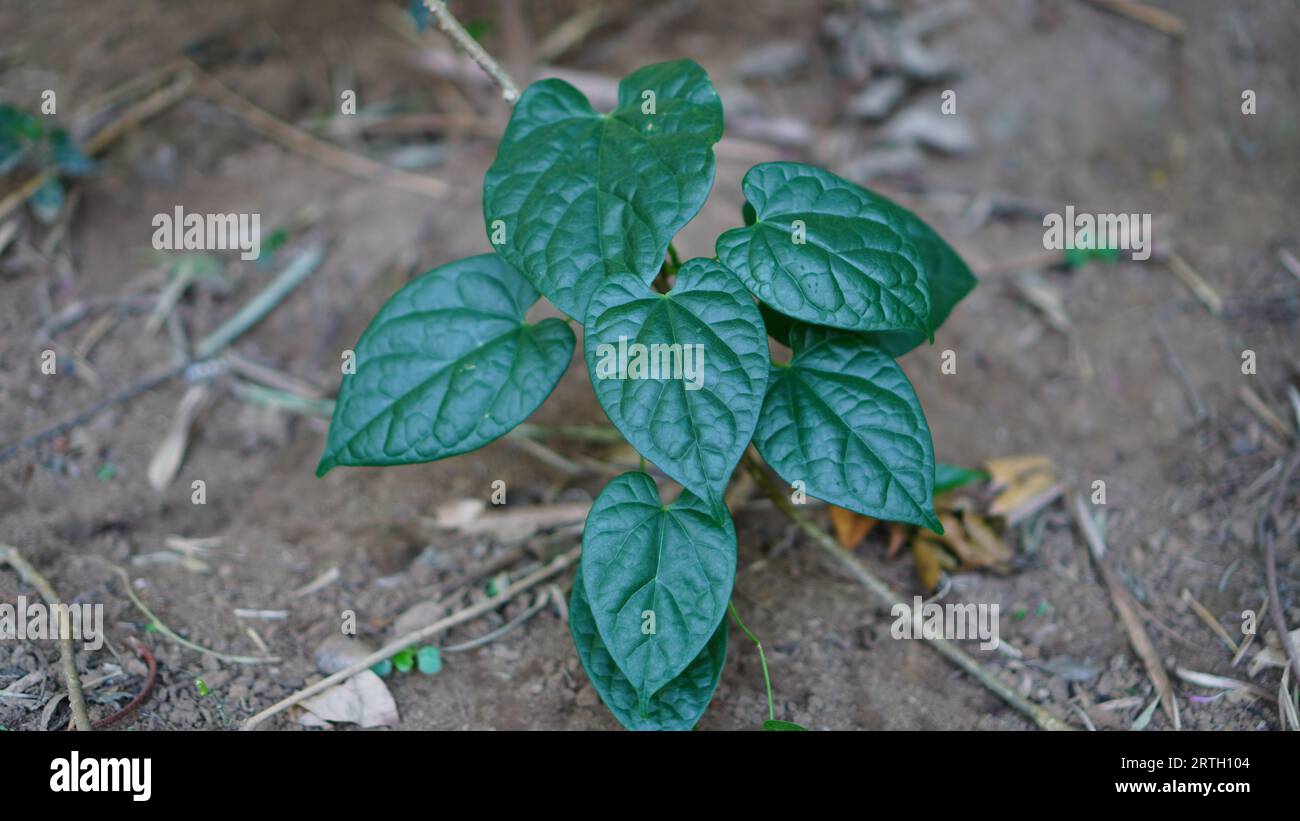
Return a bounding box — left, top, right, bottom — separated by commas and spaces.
759, 244, 975, 360
581, 471, 736, 708
584, 258, 768, 506
718, 162, 945, 334
754, 324, 940, 530
858, 212, 975, 356
317, 254, 573, 474
570, 573, 727, 731
483, 59, 723, 319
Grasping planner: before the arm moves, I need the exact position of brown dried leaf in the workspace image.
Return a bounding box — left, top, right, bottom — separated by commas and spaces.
932, 512, 978, 565
885, 521, 909, 560
298, 670, 398, 728
911, 536, 945, 593
829, 505, 877, 549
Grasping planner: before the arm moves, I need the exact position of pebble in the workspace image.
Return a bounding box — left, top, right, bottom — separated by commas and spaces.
885, 103, 977, 155
735, 40, 810, 82
837, 145, 925, 182
314, 633, 378, 674
848, 75, 907, 121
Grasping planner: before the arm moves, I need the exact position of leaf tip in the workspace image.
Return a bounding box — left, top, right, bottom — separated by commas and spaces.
924, 512, 944, 535
314, 455, 335, 477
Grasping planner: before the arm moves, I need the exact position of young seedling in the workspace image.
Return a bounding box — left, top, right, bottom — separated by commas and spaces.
374, 645, 443, 677
317, 60, 975, 730
0, 104, 94, 223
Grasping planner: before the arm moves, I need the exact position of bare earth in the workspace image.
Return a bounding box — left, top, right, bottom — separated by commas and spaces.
1, 0, 1297, 731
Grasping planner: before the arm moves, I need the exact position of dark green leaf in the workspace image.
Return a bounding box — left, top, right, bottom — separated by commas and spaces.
581, 471, 736, 709
570, 573, 727, 731
483, 59, 723, 319
27, 178, 64, 224
759, 301, 795, 348
0, 104, 42, 143
584, 259, 768, 506
856, 204, 976, 356
934, 461, 987, 495
762, 719, 808, 731
49, 129, 95, 177
0, 135, 26, 175
317, 254, 574, 474
753, 325, 940, 530
718, 162, 959, 335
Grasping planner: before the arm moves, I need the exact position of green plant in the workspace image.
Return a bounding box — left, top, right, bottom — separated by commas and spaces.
0, 103, 94, 223
373, 645, 442, 677
317, 59, 975, 730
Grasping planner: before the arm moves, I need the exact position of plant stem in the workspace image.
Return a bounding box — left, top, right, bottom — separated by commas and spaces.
667, 243, 682, 275
728, 601, 775, 722
423, 1, 521, 103
1263, 449, 1300, 684
740, 453, 1074, 731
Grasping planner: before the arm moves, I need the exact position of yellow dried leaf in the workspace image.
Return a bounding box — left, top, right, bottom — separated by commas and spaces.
962, 511, 1013, 563
984, 454, 1055, 489
989, 471, 1058, 518
911, 537, 944, 593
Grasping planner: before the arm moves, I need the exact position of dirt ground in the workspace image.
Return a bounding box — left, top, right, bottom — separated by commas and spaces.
1, 0, 1298, 731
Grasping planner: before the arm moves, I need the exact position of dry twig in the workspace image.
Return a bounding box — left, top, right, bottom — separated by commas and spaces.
1239, 385, 1295, 442
1070, 493, 1179, 728
1180, 588, 1239, 655
1083, 0, 1186, 38
183, 59, 448, 198
1165, 253, 1223, 315
1261, 451, 1300, 684
0, 544, 92, 731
